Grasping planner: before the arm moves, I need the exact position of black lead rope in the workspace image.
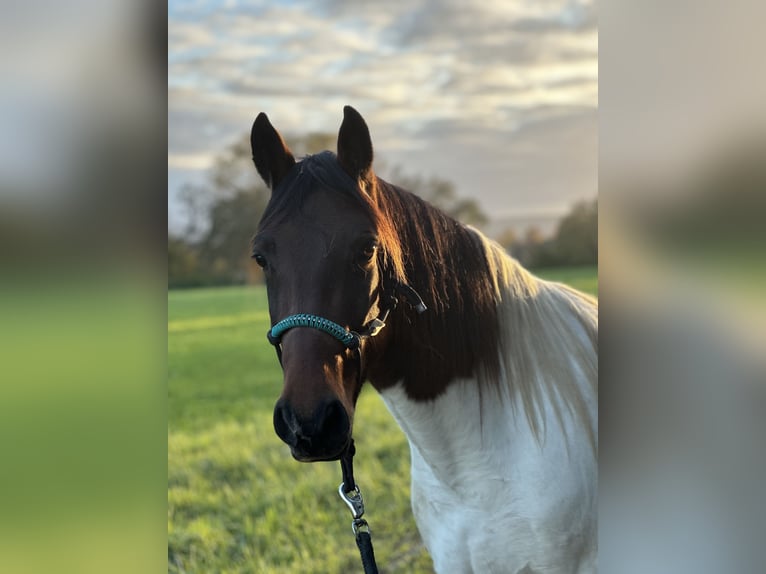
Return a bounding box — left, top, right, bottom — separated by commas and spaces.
339, 442, 378, 574
340, 440, 356, 492
355, 531, 378, 574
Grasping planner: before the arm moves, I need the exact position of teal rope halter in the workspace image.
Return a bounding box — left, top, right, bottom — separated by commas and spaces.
268, 313, 360, 349
265, 282, 427, 378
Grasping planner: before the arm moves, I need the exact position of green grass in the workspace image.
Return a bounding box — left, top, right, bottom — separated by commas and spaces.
168, 266, 597, 573
534, 265, 598, 296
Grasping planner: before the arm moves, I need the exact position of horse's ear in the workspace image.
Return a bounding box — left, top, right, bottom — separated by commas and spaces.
337, 105, 374, 184
251, 113, 296, 190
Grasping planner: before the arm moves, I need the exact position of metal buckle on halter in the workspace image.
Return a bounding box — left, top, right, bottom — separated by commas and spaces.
363, 318, 386, 338
338, 483, 365, 519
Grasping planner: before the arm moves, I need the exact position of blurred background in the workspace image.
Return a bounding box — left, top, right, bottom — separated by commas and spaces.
600, 1, 766, 573
0, 0, 166, 573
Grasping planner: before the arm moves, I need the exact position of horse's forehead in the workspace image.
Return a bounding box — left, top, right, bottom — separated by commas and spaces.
273, 188, 374, 243
303, 185, 370, 220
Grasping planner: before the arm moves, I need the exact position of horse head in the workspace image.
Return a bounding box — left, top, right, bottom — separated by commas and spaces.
250, 106, 399, 462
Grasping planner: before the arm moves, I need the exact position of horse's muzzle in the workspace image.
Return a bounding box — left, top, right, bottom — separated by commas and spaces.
273, 397, 351, 462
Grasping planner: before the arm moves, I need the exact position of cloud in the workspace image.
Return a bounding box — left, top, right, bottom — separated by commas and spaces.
167, 153, 215, 171
169, 0, 598, 222
375, 106, 596, 217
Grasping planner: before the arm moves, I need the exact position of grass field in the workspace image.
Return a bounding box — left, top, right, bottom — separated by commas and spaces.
168, 266, 597, 573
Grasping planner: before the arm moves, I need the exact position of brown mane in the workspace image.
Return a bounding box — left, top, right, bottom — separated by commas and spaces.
367, 177, 503, 401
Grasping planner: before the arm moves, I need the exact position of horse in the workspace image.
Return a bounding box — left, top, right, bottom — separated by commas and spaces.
250, 106, 598, 573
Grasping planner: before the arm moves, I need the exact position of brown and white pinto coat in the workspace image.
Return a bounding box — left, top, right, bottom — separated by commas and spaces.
251, 106, 597, 573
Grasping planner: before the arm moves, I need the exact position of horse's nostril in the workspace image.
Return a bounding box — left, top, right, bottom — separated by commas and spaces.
273, 398, 350, 459
320, 399, 350, 438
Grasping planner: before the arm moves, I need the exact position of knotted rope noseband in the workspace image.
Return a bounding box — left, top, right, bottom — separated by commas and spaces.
268, 313, 363, 349
265, 281, 426, 386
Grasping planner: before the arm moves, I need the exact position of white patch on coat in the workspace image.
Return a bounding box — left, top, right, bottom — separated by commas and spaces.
380, 233, 597, 574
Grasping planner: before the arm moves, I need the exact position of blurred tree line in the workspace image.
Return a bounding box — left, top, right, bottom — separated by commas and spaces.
497, 198, 598, 268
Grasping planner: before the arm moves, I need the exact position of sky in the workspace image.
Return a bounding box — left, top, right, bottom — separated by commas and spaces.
168, 0, 597, 234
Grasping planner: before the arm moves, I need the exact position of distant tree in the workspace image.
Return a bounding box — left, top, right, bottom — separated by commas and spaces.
524, 226, 546, 246
552, 199, 597, 265
198, 188, 269, 284
209, 138, 260, 198
496, 228, 517, 252
168, 235, 202, 288
186, 142, 267, 284
169, 135, 271, 287
510, 225, 552, 267
501, 199, 597, 268
177, 183, 211, 241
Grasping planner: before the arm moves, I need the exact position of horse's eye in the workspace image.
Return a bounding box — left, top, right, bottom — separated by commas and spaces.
360, 241, 377, 262
252, 253, 267, 268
